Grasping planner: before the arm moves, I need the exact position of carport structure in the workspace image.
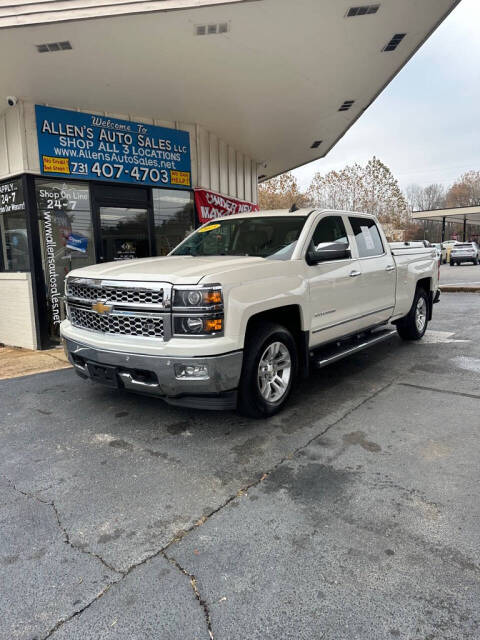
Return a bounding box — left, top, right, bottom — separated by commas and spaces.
412, 205, 480, 242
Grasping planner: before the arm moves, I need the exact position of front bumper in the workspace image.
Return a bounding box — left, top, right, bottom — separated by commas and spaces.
63, 337, 243, 410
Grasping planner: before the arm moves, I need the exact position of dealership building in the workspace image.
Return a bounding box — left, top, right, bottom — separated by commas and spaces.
0, 0, 460, 349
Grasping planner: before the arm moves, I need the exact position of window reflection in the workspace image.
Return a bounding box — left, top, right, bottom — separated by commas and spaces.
35, 179, 95, 339
0, 178, 30, 272
153, 189, 194, 255
99, 207, 149, 260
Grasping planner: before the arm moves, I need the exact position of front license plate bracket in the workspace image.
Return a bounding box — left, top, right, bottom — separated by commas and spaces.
86, 362, 119, 388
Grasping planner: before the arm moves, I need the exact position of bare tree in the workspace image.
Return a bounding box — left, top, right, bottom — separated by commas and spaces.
404, 183, 446, 212
258, 172, 310, 210
423, 184, 446, 210
308, 157, 408, 227
445, 171, 480, 207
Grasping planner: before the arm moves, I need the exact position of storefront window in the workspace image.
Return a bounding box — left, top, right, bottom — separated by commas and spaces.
99, 206, 150, 261
153, 189, 194, 255
0, 178, 30, 271
35, 179, 95, 340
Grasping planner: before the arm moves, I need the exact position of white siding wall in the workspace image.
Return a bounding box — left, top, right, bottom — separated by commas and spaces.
0, 0, 251, 28
0, 273, 37, 349
0, 103, 27, 178
0, 101, 258, 203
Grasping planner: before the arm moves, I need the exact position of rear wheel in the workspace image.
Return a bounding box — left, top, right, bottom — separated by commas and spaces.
396, 288, 429, 341
237, 322, 297, 418
450, 261, 455, 266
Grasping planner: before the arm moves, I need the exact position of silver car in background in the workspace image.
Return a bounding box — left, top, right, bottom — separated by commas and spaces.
450, 242, 480, 266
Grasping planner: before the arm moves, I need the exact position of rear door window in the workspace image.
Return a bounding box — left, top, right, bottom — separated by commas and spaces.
349, 217, 384, 258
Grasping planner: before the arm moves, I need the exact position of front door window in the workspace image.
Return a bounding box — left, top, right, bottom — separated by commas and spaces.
98, 207, 149, 261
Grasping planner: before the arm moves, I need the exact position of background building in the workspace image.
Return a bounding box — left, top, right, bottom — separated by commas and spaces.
0, 0, 460, 348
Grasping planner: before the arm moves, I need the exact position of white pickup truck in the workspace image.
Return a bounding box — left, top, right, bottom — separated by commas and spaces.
61, 209, 439, 417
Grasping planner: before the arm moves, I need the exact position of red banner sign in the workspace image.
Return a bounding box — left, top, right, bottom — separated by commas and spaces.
195, 188, 259, 224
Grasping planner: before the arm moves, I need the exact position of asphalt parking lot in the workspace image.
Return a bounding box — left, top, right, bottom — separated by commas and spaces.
1, 293, 479, 640
439, 262, 480, 286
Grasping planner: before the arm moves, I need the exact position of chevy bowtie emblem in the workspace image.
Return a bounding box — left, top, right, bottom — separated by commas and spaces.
92, 301, 112, 315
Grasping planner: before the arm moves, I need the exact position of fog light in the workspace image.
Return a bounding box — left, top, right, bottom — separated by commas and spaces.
174, 363, 210, 380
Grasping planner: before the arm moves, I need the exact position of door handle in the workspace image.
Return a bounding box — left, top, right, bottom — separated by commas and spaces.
349, 270, 361, 277
385, 264, 395, 271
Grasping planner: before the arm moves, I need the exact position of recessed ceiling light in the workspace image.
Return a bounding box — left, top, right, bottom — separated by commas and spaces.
346, 4, 380, 17
383, 33, 406, 52
36, 40, 72, 53
338, 100, 355, 112
195, 23, 230, 36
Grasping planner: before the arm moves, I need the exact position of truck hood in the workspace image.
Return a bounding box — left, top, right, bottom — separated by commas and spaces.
68, 255, 266, 285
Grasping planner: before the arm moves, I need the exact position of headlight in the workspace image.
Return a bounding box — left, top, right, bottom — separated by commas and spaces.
172, 285, 224, 337
172, 285, 223, 311
173, 314, 223, 336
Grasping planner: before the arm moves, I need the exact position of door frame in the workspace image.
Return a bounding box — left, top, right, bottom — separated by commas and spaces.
89, 181, 155, 262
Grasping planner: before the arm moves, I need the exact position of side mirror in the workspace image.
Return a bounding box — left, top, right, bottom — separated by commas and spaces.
307, 242, 351, 265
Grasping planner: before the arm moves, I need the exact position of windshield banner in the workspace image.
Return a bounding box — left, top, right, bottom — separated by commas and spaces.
195, 188, 259, 224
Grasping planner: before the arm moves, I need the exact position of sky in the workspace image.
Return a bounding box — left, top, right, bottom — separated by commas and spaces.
292, 0, 480, 193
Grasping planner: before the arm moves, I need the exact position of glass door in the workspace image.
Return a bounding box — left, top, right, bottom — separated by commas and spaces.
97, 206, 150, 261
36, 179, 95, 342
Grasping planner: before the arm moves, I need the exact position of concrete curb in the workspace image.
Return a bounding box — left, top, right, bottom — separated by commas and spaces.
439, 286, 480, 293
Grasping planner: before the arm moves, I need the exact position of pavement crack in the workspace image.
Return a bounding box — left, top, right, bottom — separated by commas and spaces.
1, 473, 121, 575
1, 382, 394, 638
50, 500, 122, 575
164, 552, 214, 640
42, 581, 120, 639
156, 382, 396, 556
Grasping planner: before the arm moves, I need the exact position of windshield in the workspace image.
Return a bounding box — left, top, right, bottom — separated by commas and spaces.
171, 216, 307, 260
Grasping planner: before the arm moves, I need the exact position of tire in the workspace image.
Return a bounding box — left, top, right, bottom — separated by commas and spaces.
450, 261, 455, 267
237, 321, 298, 418
396, 288, 429, 341
475, 259, 479, 265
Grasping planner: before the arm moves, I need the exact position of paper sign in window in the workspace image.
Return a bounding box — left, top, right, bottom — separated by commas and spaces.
361, 226, 375, 250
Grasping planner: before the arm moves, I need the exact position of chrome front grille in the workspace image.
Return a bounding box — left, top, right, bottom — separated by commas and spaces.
66, 279, 165, 307
69, 306, 165, 338
65, 278, 172, 339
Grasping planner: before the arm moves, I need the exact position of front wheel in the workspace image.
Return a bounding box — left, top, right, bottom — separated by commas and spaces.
237, 322, 297, 418
396, 288, 429, 341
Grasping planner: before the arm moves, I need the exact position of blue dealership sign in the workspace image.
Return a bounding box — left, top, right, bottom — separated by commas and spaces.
35, 105, 191, 189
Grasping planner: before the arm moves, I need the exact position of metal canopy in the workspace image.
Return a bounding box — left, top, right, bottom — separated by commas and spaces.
412, 206, 480, 243
412, 206, 480, 225
0, 0, 461, 180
